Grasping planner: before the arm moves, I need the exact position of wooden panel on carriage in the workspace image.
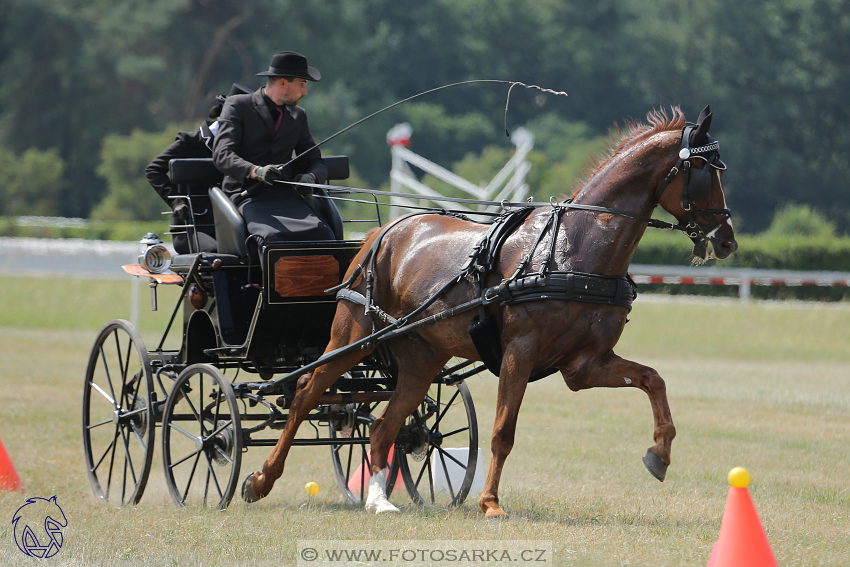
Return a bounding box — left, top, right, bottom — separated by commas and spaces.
263, 241, 361, 306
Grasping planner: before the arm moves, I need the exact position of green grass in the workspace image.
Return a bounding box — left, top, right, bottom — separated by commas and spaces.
0, 275, 848, 565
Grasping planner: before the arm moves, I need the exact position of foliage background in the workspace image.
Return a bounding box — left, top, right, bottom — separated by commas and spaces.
0, 0, 848, 233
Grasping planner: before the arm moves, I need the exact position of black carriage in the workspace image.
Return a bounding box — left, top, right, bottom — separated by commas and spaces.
81, 157, 483, 510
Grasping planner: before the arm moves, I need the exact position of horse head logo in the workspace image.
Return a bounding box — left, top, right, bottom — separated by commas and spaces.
11, 495, 67, 558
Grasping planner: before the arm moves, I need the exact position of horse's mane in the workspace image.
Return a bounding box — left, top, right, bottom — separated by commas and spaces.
571, 107, 687, 196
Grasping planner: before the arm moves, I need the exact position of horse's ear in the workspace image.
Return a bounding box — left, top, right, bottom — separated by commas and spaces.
690, 105, 713, 145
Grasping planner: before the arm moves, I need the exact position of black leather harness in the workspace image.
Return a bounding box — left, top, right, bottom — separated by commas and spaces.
329, 124, 730, 375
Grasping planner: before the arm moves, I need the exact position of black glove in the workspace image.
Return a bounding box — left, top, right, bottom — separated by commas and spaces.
255, 165, 283, 185
172, 201, 190, 225
293, 173, 316, 184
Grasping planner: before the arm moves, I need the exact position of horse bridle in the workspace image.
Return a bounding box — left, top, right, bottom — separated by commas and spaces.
654, 125, 732, 244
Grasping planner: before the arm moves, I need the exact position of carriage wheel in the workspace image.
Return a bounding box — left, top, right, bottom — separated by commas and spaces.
393, 380, 478, 508
161, 364, 242, 510
82, 319, 155, 506
328, 399, 400, 505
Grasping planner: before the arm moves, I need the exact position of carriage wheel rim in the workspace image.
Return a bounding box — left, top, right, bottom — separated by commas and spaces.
161, 363, 242, 510
397, 380, 478, 508
82, 320, 155, 507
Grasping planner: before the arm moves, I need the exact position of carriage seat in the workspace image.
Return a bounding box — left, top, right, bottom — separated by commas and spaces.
209, 156, 349, 257
168, 158, 223, 254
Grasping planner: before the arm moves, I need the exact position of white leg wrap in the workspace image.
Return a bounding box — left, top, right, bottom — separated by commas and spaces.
364, 468, 399, 514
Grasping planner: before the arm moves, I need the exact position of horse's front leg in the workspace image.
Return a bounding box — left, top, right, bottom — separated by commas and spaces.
479, 348, 533, 519
563, 351, 676, 481
242, 352, 365, 502
243, 304, 371, 502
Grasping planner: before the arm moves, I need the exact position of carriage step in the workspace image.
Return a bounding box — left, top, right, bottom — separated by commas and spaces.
203, 347, 247, 357
275, 391, 393, 409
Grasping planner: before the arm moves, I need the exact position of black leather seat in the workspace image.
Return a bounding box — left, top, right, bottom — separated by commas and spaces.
167, 158, 223, 253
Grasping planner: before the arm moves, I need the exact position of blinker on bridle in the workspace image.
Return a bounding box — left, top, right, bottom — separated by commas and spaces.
655, 125, 731, 242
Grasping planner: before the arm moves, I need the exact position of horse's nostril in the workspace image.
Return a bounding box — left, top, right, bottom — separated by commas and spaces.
722, 241, 731, 248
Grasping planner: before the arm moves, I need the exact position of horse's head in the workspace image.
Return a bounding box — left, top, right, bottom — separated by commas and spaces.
655, 106, 737, 260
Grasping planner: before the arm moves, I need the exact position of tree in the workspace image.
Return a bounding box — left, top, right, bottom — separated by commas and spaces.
1, 0, 847, 232
0, 146, 65, 216
763, 203, 837, 239
91, 126, 191, 221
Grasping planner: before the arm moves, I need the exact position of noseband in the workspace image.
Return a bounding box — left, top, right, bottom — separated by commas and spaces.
655, 125, 732, 243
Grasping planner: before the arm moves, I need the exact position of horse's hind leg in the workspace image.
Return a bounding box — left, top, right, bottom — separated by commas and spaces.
564, 351, 676, 482
243, 303, 372, 502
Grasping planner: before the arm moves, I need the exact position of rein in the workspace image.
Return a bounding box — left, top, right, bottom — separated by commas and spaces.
293, 181, 701, 232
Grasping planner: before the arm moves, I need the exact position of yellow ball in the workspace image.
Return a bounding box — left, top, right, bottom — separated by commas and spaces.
728, 467, 750, 488
305, 481, 319, 496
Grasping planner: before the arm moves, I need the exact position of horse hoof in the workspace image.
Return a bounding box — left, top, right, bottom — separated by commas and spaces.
642, 450, 667, 482
241, 472, 261, 503
365, 495, 399, 515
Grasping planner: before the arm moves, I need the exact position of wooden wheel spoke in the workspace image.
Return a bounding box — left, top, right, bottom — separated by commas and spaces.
169, 447, 202, 469
203, 451, 224, 502
128, 420, 147, 453
118, 425, 138, 487
206, 419, 233, 439
169, 422, 200, 444
180, 452, 202, 503
92, 434, 117, 474
211, 444, 234, 465
87, 417, 113, 430
430, 390, 460, 434
90, 380, 116, 406
436, 447, 456, 501
98, 345, 119, 408
432, 443, 467, 469
437, 425, 469, 439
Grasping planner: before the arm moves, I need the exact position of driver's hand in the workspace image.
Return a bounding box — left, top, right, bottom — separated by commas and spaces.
255, 165, 283, 185
172, 202, 190, 225
292, 173, 316, 184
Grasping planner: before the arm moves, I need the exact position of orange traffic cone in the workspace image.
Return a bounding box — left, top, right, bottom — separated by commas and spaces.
707, 467, 777, 567
0, 435, 24, 492
347, 446, 402, 495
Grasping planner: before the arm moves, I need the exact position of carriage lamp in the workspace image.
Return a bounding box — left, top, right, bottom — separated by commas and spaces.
138, 233, 172, 274
188, 284, 206, 310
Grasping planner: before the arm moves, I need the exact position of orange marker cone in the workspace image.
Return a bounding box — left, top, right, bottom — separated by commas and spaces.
0, 435, 25, 492
347, 446, 402, 495
707, 467, 777, 567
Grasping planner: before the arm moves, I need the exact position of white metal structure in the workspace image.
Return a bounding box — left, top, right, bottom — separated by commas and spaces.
387, 122, 534, 220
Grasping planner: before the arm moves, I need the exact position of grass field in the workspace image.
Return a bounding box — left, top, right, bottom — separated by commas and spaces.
0, 274, 848, 566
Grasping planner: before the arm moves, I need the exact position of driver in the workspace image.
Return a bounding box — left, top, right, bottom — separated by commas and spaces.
212, 51, 335, 251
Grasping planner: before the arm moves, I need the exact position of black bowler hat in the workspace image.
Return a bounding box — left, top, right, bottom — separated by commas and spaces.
256, 51, 321, 81
216, 83, 252, 104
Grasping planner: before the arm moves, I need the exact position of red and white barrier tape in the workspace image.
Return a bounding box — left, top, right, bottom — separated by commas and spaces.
631, 275, 850, 287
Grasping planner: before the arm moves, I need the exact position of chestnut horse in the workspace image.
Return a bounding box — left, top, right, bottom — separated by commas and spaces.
243, 106, 737, 517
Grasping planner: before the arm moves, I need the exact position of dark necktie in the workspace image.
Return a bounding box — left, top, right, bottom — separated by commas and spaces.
275, 107, 285, 132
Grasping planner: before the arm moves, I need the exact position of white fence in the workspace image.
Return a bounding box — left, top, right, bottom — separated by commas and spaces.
3, 237, 847, 305
630, 264, 850, 300
387, 123, 533, 219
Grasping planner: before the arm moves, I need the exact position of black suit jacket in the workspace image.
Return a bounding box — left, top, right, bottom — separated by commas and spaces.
145, 127, 219, 206
212, 88, 327, 201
